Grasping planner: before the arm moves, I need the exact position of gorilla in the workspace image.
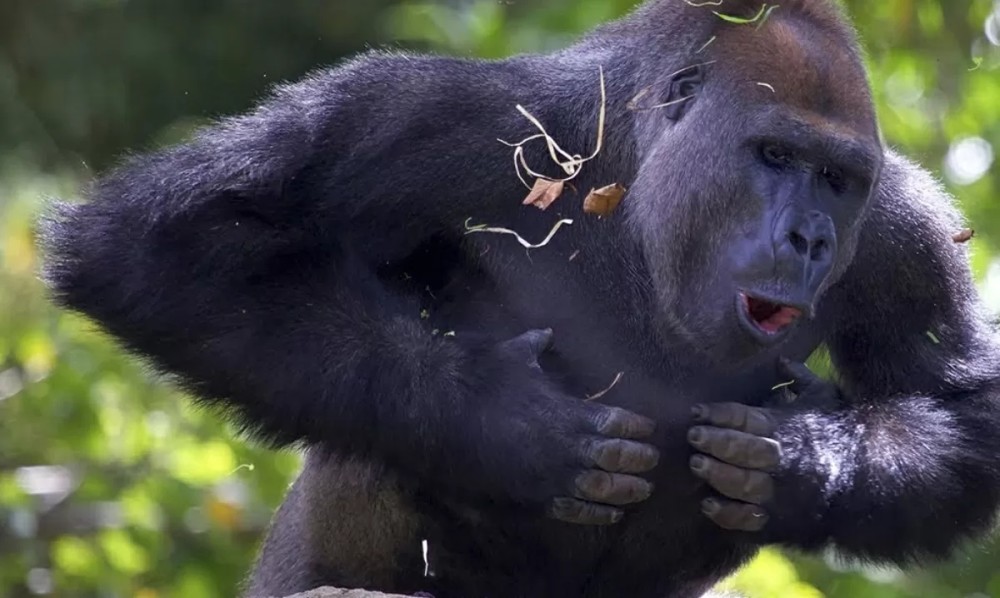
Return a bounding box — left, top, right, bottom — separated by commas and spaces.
41, 0, 1000, 596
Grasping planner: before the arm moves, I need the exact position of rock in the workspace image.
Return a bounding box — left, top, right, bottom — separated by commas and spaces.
282, 587, 417, 598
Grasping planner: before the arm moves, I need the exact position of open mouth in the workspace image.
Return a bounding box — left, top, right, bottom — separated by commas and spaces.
736, 292, 804, 342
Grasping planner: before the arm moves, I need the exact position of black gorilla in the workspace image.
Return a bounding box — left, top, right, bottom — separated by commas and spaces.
41, 0, 1000, 596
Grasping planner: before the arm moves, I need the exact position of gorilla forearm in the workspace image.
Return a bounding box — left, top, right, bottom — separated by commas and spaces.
769, 387, 1000, 563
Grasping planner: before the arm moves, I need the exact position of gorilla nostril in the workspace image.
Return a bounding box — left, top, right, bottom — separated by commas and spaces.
788, 231, 808, 256
811, 239, 828, 261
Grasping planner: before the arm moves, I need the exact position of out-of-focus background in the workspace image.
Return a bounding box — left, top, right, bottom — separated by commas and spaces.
0, 1, 998, 596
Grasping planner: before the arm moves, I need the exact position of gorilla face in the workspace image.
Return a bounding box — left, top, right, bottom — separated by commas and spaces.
629, 15, 882, 362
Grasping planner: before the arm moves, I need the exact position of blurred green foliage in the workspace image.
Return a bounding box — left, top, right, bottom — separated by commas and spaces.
1, 1, 998, 596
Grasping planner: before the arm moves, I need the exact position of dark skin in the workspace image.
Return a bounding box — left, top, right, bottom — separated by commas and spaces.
41, 0, 1000, 596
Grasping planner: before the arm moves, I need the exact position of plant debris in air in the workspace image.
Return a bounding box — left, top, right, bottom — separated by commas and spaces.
771, 380, 795, 391
586, 372, 624, 401
628, 62, 715, 112
498, 67, 607, 207
953, 228, 975, 244
756, 82, 775, 93
713, 3, 777, 28
523, 178, 566, 211
464, 217, 574, 249
926, 330, 941, 345
584, 183, 627, 216
684, 0, 723, 6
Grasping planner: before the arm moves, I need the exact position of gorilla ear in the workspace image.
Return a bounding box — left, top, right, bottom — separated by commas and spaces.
662, 64, 703, 121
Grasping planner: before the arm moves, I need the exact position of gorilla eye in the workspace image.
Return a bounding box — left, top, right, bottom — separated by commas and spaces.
760, 144, 794, 169
821, 166, 846, 193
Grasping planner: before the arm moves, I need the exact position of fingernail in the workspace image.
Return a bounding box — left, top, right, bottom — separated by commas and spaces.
639, 481, 655, 500
691, 405, 706, 420
687, 427, 704, 444
690, 455, 707, 472
702, 498, 719, 515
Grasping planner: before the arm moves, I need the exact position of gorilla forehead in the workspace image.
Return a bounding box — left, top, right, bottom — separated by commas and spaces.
713, 10, 877, 139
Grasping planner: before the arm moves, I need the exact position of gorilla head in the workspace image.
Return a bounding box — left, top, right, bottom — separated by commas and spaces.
627, 1, 882, 360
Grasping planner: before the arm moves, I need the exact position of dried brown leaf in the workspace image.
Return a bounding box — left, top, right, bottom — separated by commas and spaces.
522, 178, 566, 210
953, 228, 975, 244
583, 183, 627, 216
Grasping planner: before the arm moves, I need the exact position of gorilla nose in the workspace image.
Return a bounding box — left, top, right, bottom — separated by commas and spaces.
780, 210, 835, 265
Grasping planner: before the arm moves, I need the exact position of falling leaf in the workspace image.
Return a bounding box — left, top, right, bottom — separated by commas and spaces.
926, 331, 941, 345
420, 309, 430, 320
696, 36, 717, 54
522, 178, 566, 210
586, 372, 624, 401
584, 183, 627, 216
444, 331, 456, 337
771, 380, 795, 391
569, 250, 581, 261
756, 82, 775, 93
953, 228, 975, 244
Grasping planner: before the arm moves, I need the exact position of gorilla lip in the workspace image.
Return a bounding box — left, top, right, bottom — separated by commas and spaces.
737, 292, 804, 342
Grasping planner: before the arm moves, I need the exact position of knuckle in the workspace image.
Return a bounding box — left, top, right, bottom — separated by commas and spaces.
595, 440, 625, 470
594, 407, 620, 435
594, 407, 654, 439
551, 497, 622, 525
719, 431, 741, 461
575, 470, 612, 499
602, 440, 660, 473
743, 473, 774, 503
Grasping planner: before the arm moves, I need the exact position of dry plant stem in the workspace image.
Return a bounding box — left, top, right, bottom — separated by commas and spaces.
586, 372, 625, 401
628, 61, 717, 112
464, 218, 574, 250
498, 67, 607, 189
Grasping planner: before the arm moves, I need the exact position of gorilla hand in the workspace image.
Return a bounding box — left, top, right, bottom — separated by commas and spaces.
686, 402, 779, 532
686, 360, 843, 532
465, 329, 660, 526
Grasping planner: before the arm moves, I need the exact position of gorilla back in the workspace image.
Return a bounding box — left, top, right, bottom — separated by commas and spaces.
42, 1, 1000, 597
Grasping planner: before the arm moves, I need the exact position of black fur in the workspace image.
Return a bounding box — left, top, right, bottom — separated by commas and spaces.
40, 0, 1000, 596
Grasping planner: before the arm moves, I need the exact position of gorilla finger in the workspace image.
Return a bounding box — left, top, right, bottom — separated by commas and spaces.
690, 455, 774, 504
549, 497, 624, 525
498, 328, 554, 367
586, 438, 661, 473
691, 402, 776, 438
687, 426, 781, 471
594, 406, 656, 439
701, 498, 769, 532
573, 470, 654, 505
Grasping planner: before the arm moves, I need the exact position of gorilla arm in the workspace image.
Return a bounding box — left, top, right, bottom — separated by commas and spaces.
41, 53, 659, 524
691, 152, 1000, 564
